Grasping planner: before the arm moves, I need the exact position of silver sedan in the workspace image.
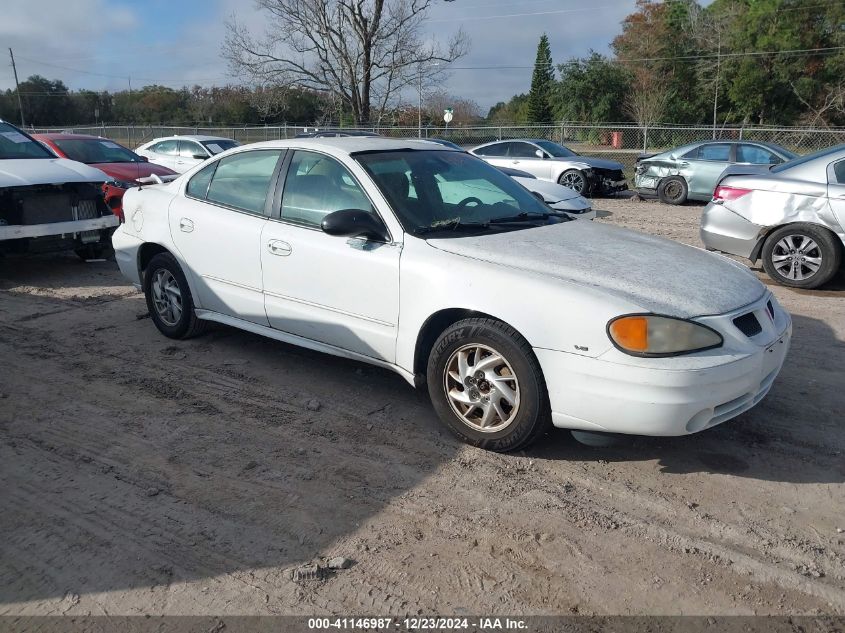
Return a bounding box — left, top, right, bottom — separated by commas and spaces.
700, 145, 845, 289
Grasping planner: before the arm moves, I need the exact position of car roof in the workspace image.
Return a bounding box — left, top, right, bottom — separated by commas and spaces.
33, 132, 110, 141
241, 137, 458, 155
148, 135, 234, 142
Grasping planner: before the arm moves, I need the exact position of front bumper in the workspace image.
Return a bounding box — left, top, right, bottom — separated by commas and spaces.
592, 178, 628, 196
700, 201, 765, 260
0, 215, 118, 241
536, 295, 792, 436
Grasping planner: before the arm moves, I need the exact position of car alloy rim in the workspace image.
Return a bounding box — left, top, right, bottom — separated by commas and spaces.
771, 234, 822, 281
444, 343, 520, 433
561, 172, 585, 193
151, 268, 183, 326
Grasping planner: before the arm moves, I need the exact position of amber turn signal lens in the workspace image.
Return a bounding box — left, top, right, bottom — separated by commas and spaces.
608, 316, 649, 352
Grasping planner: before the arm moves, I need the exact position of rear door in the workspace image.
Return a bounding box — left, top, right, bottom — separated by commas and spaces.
685, 143, 733, 198
168, 149, 285, 323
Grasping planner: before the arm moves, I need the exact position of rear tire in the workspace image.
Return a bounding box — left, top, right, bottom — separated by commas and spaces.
657, 176, 688, 205
426, 318, 551, 452
143, 252, 207, 339
761, 224, 841, 289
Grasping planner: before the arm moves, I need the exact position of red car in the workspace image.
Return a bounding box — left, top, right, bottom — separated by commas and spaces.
34, 133, 177, 221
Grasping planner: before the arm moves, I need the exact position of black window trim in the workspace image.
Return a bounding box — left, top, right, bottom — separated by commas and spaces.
269, 147, 394, 244
183, 148, 286, 219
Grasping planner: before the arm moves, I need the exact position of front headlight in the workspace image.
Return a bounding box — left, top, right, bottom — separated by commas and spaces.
107, 179, 137, 190
607, 314, 723, 357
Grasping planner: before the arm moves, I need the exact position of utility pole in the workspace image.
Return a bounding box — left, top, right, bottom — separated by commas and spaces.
9, 48, 25, 127
128, 76, 133, 148
712, 31, 721, 140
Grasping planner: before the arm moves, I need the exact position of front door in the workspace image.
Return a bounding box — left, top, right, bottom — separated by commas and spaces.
261, 150, 400, 361
168, 149, 284, 324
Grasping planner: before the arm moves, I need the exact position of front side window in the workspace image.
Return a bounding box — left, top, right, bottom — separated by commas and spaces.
509, 142, 540, 158
737, 144, 778, 165
475, 143, 508, 157
151, 140, 178, 155
179, 141, 207, 159
698, 144, 731, 161
53, 138, 141, 164
534, 140, 578, 158
357, 150, 554, 236
832, 160, 845, 184
280, 151, 375, 227
202, 150, 282, 215
0, 122, 54, 159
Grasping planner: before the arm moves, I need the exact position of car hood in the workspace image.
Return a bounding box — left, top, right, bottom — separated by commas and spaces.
560, 156, 624, 171
514, 176, 582, 202
0, 158, 109, 187
427, 221, 764, 318
94, 162, 177, 181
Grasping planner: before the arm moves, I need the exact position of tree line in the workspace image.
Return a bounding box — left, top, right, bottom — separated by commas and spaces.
492, 0, 845, 128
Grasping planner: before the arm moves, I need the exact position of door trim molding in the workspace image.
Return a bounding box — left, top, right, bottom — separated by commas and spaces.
262, 289, 395, 328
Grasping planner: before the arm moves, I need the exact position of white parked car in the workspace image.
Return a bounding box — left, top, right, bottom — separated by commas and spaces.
113, 138, 791, 451
135, 135, 239, 173
498, 166, 594, 219
0, 120, 117, 259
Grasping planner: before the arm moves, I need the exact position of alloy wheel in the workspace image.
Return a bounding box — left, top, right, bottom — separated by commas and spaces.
560, 172, 585, 193
771, 234, 822, 281
151, 268, 183, 326
443, 343, 520, 432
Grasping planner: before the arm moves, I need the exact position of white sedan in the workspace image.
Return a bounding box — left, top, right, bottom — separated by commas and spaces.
113, 138, 791, 452
135, 135, 239, 173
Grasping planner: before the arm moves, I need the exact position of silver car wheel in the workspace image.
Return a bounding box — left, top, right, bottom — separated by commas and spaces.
560, 171, 585, 193
771, 234, 822, 281
444, 343, 520, 433
151, 268, 183, 326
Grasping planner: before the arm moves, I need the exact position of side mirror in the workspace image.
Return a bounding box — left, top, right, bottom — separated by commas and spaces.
192, 153, 208, 160
138, 155, 149, 162
535, 149, 545, 159
321, 209, 389, 242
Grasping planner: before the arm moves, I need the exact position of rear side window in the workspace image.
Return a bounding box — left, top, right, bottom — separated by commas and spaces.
186, 161, 217, 199
737, 144, 779, 165
476, 143, 508, 157
203, 150, 282, 215
151, 140, 178, 155
698, 144, 731, 161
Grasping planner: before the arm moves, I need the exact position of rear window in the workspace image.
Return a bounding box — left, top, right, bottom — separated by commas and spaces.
0, 123, 54, 159
202, 139, 239, 155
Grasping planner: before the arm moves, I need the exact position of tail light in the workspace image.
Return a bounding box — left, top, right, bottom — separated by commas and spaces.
713, 185, 752, 202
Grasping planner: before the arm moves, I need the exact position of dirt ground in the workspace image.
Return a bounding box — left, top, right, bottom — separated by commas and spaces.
1, 198, 844, 617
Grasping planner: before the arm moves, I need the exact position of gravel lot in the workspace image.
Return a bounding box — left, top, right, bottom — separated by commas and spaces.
1, 198, 844, 616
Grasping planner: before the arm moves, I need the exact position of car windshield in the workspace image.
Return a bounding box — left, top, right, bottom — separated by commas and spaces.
534, 140, 578, 158
52, 138, 142, 164
355, 150, 558, 236
202, 139, 239, 154
771, 144, 844, 173
0, 123, 54, 159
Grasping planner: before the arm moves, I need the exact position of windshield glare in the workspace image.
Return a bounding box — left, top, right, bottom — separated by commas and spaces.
202, 140, 239, 154
356, 150, 553, 235
53, 138, 141, 164
535, 140, 578, 158
0, 123, 54, 159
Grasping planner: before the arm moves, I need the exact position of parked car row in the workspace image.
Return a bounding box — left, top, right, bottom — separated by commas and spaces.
112, 136, 791, 451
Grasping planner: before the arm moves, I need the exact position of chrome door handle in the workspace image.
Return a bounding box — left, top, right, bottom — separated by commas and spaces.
267, 240, 292, 256
179, 218, 194, 232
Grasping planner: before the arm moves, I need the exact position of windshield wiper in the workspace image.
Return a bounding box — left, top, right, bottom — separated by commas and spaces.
414, 220, 491, 235
486, 212, 549, 224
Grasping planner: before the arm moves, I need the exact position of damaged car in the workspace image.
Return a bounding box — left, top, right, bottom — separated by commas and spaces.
471, 139, 627, 196
113, 138, 790, 452
0, 120, 117, 259
635, 140, 796, 205
701, 144, 845, 289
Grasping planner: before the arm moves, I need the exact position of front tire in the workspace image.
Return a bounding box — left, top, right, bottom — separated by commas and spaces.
761, 224, 841, 289
426, 318, 551, 452
657, 176, 688, 205
559, 169, 589, 195
143, 252, 207, 339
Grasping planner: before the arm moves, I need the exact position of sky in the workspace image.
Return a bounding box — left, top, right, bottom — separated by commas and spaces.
1, 0, 640, 112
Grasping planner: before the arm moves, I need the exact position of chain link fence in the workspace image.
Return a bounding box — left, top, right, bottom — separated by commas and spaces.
33, 122, 845, 174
